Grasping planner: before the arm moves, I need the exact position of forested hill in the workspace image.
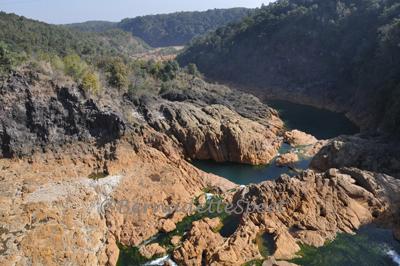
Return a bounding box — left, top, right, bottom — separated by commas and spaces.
178, 0, 400, 137
65, 21, 117, 33
0, 12, 149, 60
67, 8, 252, 47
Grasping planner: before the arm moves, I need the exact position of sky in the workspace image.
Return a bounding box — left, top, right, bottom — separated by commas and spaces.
0, 0, 273, 24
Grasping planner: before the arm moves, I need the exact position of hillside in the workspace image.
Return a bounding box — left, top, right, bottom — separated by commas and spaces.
178, 0, 400, 137
65, 20, 117, 32
0, 12, 149, 60
69, 8, 252, 47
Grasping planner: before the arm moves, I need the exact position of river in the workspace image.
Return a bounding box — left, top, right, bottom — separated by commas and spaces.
193, 101, 400, 266
193, 100, 359, 186
119, 101, 400, 266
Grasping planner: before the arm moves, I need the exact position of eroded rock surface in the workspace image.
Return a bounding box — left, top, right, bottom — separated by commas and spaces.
311, 135, 400, 178
284, 130, 318, 146
0, 71, 284, 265
172, 217, 224, 265
139, 243, 166, 259
136, 80, 283, 165
174, 168, 400, 265
275, 152, 299, 167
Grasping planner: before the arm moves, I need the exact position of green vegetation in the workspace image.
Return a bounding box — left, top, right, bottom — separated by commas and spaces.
82, 71, 101, 93
105, 58, 129, 89
0, 42, 21, 75
241, 260, 264, 266
186, 63, 201, 77
67, 8, 252, 47
290, 226, 400, 266
0, 12, 202, 97
63, 54, 89, 80
118, 8, 252, 47
88, 172, 108, 180
117, 194, 239, 265
157, 60, 180, 82
0, 12, 148, 62
178, 0, 400, 137
65, 20, 117, 32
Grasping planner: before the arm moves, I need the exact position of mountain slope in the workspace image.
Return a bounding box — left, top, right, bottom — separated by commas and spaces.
0, 12, 149, 60
65, 20, 117, 32
68, 8, 252, 47
178, 0, 400, 137
118, 8, 252, 47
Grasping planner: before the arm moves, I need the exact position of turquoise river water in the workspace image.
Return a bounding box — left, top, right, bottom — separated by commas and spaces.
119, 100, 400, 266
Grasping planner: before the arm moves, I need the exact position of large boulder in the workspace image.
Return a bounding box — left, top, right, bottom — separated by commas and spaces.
311, 135, 400, 178
275, 152, 299, 167
284, 130, 318, 146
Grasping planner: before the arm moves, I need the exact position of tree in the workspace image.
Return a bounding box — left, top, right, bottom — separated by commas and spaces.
159, 60, 180, 81
0, 42, 15, 74
106, 58, 128, 89
186, 63, 200, 77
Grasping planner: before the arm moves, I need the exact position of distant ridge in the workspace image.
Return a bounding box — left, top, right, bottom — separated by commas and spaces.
65, 20, 117, 33
66, 8, 253, 47
0, 12, 149, 59
178, 0, 400, 138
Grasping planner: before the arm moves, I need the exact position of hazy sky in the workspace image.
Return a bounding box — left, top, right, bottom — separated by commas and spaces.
0, 0, 273, 24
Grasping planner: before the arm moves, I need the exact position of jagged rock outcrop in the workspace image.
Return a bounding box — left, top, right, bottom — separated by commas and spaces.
172, 217, 224, 265
135, 79, 283, 165
311, 135, 400, 178
0, 73, 125, 158
174, 168, 400, 265
0, 70, 284, 265
139, 243, 166, 259
0, 72, 283, 165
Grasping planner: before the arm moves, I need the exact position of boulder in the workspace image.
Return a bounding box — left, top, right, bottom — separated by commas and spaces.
159, 219, 176, 233
139, 243, 166, 259
276, 152, 299, 167
172, 218, 224, 265
170, 235, 182, 246
273, 231, 301, 260
284, 130, 318, 146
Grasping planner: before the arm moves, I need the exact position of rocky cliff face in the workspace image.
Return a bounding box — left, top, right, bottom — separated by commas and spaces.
0, 71, 283, 164
311, 134, 400, 178
137, 80, 283, 165
0, 69, 283, 265
0, 73, 126, 158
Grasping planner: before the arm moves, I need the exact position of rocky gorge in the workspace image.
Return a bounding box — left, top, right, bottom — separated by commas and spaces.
0, 67, 282, 265
1, 64, 400, 266
1, 1, 399, 265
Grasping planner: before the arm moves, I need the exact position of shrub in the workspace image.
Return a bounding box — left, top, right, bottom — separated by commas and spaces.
158, 60, 180, 81
0, 41, 17, 74
63, 54, 88, 80
37, 52, 65, 73
186, 63, 200, 77
82, 71, 101, 93
128, 76, 157, 97
106, 58, 128, 89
